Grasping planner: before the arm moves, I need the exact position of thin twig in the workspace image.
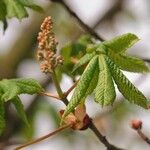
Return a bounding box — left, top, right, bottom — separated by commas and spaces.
142, 58, 150, 63
51, 0, 104, 41
89, 121, 125, 150
51, 0, 150, 64
63, 79, 79, 98
14, 124, 71, 150
137, 129, 150, 145
40, 91, 60, 100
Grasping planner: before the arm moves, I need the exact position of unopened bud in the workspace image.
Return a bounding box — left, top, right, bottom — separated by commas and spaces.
131, 119, 142, 130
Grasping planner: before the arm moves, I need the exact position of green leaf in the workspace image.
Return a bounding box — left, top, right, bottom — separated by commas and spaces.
12, 96, 29, 126
19, 0, 43, 12
107, 57, 148, 108
0, 78, 43, 101
108, 50, 149, 72
94, 55, 116, 106
0, 101, 5, 134
63, 56, 98, 118
72, 52, 95, 73
103, 33, 139, 53
0, 1, 7, 20
4, 0, 28, 19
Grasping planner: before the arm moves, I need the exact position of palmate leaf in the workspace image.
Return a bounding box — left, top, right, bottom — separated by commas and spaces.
107, 57, 148, 108
108, 50, 149, 72
103, 33, 139, 53
63, 56, 98, 118
12, 96, 29, 126
0, 101, 5, 134
95, 55, 116, 106
72, 52, 95, 73
0, 78, 43, 101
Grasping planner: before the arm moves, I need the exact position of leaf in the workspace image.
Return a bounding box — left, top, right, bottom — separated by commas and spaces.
0, 78, 43, 101
94, 55, 116, 106
107, 57, 148, 108
0, 101, 5, 134
4, 0, 28, 19
108, 50, 149, 72
63, 56, 98, 118
0, 1, 7, 20
19, 0, 43, 12
72, 52, 95, 73
103, 33, 139, 53
12, 96, 29, 126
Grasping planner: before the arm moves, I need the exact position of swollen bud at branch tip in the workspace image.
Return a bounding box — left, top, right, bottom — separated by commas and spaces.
131, 119, 142, 130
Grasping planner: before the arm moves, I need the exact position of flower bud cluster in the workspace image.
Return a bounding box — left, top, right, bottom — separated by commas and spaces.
37, 16, 63, 73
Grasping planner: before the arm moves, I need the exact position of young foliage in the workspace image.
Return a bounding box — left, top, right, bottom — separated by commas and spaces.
0, 0, 43, 30
103, 33, 139, 53
0, 101, 5, 134
63, 33, 149, 119
72, 52, 95, 73
108, 50, 149, 72
107, 57, 148, 108
0, 78, 43, 101
63, 56, 98, 118
0, 78, 43, 134
5, 0, 28, 19
12, 96, 29, 126
94, 55, 116, 106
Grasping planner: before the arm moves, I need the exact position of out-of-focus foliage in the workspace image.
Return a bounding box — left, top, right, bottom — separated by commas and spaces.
0, 78, 43, 134
0, 0, 43, 31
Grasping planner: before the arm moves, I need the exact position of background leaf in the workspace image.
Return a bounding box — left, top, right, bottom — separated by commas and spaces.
19, 0, 43, 12
0, 78, 43, 101
0, 1, 7, 20
63, 56, 98, 118
0, 101, 5, 134
108, 50, 149, 72
107, 57, 148, 108
95, 55, 116, 106
4, 0, 28, 19
12, 96, 29, 126
103, 33, 139, 53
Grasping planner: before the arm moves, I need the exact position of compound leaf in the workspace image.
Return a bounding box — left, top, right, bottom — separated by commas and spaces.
95, 55, 116, 106
104, 33, 139, 53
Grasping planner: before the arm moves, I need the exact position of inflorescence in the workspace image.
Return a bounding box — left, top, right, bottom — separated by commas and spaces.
37, 16, 63, 73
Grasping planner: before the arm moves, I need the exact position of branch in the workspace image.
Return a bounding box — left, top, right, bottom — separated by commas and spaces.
137, 129, 150, 145
63, 79, 79, 98
51, 0, 150, 64
15, 124, 71, 150
89, 121, 125, 150
49, 65, 124, 150
51, 0, 104, 41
